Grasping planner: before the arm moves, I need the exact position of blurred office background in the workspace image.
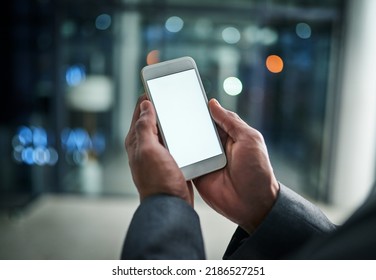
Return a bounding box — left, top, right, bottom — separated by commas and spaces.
1, 0, 376, 259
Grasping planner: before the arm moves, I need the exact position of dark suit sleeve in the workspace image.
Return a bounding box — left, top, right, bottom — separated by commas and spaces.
121, 195, 205, 260
223, 184, 337, 259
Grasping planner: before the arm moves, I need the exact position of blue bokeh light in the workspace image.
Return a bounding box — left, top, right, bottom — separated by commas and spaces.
296, 22, 312, 39
32, 127, 48, 147
12, 126, 59, 166
22, 147, 35, 165
33, 147, 50, 166
61, 128, 93, 152
61, 128, 106, 163
18, 126, 33, 146
95, 14, 112, 30
12, 126, 106, 166
65, 65, 86, 86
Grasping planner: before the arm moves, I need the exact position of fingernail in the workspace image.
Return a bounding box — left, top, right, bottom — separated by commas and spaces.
213, 99, 221, 107
140, 101, 148, 112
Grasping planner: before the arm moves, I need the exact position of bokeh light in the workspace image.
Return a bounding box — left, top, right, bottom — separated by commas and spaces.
66, 65, 86, 86
95, 14, 112, 30
146, 50, 160, 65
33, 127, 48, 147
33, 147, 50, 166
17, 126, 33, 146
12, 126, 59, 166
22, 147, 35, 165
244, 26, 278, 45
165, 16, 184, 33
266, 55, 284, 73
296, 22, 312, 39
223, 77, 243, 96
222, 27, 241, 44
61, 20, 76, 37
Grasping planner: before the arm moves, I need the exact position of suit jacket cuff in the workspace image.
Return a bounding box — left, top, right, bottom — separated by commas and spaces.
121, 195, 205, 260
223, 184, 336, 259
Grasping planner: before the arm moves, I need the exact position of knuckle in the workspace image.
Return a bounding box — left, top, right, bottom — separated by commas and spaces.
135, 117, 149, 131
227, 110, 241, 121
225, 121, 238, 137
222, 111, 243, 137
124, 135, 130, 149
124, 133, 133, 150
252, 129, 264, 142
139, 143, 153, 155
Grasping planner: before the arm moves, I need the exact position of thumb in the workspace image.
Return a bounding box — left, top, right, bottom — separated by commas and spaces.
136, 100, 158, 142
139, 99, 153, 116
209, 99, 244, 140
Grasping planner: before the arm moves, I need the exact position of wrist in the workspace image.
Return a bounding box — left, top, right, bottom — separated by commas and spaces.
241, 179, 280, 234
137, 181, 194, 207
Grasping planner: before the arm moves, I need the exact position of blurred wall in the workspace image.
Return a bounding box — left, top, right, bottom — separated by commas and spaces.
330, 0, 376, 210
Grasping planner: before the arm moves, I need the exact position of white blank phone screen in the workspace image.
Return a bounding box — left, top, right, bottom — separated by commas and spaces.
147, 69, 222, 168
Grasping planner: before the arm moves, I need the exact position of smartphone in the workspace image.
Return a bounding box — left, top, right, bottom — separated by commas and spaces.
141, 56, 227, 180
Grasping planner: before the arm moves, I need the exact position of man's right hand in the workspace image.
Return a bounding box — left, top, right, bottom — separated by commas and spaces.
194, 99, 280, 233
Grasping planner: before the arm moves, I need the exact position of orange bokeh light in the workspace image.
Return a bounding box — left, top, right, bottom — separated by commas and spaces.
266, 55, 284, 73
146, 50, 160, 65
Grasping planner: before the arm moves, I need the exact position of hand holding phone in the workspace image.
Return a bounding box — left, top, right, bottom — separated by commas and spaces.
141, 56, 227, 180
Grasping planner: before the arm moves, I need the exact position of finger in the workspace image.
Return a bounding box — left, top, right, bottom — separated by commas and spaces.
125, 95, 147, 153
209, 99, 245, 140
135, 100, 159, 144
129, 94, 148, 132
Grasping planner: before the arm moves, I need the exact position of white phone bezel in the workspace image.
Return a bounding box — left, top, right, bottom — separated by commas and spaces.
141, 56, 227, 180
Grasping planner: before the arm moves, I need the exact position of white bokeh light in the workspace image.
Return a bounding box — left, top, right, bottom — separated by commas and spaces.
165, 16, 184, 33
244, 25, 278, 45
222, 27, 241, 44
223, 77, 243, 96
